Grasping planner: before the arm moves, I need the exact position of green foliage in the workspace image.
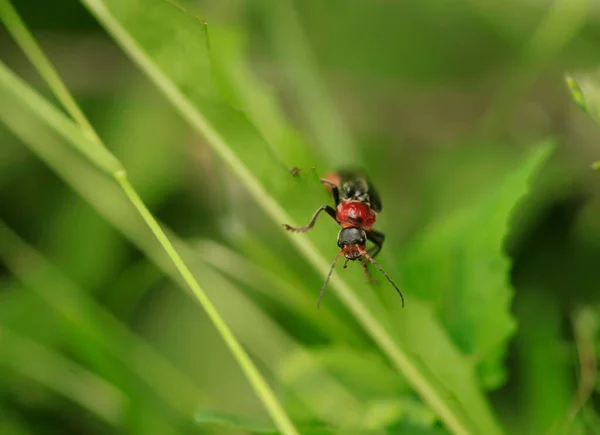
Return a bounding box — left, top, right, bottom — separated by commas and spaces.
2, 0, 600, 434
566, 72, 600, 123
566, 72, 600, 172
74, 0, 521, 432
401, 143, 554, 390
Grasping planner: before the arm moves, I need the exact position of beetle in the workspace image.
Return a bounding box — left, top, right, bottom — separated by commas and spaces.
283, 169, 405, 308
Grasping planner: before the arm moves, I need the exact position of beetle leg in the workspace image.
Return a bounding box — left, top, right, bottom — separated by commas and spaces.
283, 205, 338, 232
320, 179, 340, 206
366, 229, 385, 259
361, 259, 379, 285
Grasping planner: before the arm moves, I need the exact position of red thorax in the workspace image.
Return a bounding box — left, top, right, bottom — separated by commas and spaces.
336, 201, 376, 230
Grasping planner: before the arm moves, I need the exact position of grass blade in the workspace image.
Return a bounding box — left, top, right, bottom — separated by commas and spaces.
254, 0, 360, 165
0, 12, 298, 431
0, 0, 99, 141
112, 172, 298, 435
0, 220, 205, 418
0, 326, 126, 426
481, 0, 591, 135
0, 59, 122, 174
0, 82, 376, 430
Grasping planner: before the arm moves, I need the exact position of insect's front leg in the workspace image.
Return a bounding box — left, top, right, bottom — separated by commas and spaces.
366, 229, 385, 258
283, 205, 338, 232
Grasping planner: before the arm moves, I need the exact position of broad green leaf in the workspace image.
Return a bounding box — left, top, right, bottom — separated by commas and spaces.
66, 0, 506, 432
401, 142, 554, 389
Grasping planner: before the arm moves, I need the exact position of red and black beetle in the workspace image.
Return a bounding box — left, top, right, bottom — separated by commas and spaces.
283, 169, 405, 308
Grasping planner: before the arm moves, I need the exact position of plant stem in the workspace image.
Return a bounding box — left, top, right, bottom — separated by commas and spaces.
0, 3, 299, 431
0, 0, 100, 143
114, 172, 299, 435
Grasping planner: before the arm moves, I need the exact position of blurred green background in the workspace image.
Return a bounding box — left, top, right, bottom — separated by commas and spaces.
1, 0, 600, 434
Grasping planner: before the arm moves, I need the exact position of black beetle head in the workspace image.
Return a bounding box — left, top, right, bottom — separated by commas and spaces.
337, 227, 366, 248
337, 228, 366, 260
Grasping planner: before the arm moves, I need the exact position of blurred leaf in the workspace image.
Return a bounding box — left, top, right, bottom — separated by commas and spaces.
246, 0, 360, 165
0, 220, 206, 421
289, 346, 409, 397
401, 142, 554, 389
0, 326, 126, 427
192, 239, 360, 345
195, 409, 333, 434
566, 70, 600, 176
0, 417, 33, 435
361, 398, 436, 431
482, 0, 591, 134
566, 74, 588, 113
195, 409, 280, 434
561, 307, 600, 434
282, 0, 507, 84
566, 72, 600, 123
279, 346, 436, 430
514, 288, 571, 434
208, 25, 315, 168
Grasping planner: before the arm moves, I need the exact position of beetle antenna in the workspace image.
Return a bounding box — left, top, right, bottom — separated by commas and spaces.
317, 251, 344, 309
360, 249, 405, 307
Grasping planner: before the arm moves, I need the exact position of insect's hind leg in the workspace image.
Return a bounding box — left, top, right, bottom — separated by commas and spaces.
366, 229, 385, 259
363, 229, 385, 285
320, 179, 340, 206
282, 205, 338, 233
361, 259, 379, 285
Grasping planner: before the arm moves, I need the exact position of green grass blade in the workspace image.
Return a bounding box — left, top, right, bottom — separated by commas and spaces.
208, 25, 316, 168
76, 0, 505, 432
0, 28, 298, 435
0, 326, 126, 426
0, 0, 100, 142
192, 239, 360, 344
0, 220, 206, 418
0, 84, 373, 430
111, 173, 298, 435
252, 0, 360, 165
0, 60, 122, 174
